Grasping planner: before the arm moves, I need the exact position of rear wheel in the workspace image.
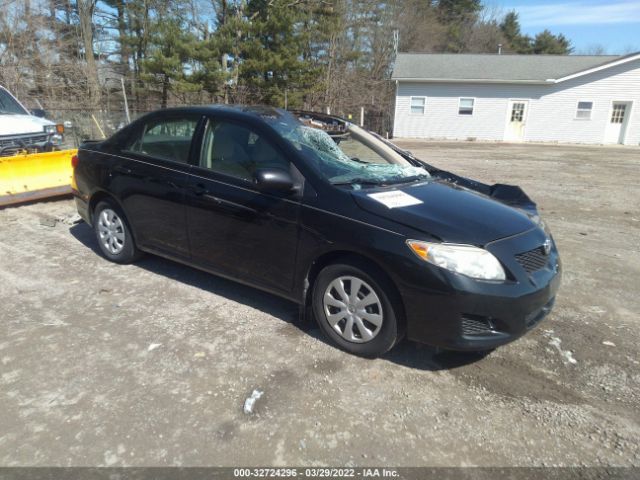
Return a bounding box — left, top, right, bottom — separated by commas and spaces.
312, 261, 400, 357
93, 200, 141, 264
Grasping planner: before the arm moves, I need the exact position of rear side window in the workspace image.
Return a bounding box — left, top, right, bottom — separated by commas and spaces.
126, 116, 199, 163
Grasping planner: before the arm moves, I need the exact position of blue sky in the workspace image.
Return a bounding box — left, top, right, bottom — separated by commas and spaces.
494, 0, 640, 54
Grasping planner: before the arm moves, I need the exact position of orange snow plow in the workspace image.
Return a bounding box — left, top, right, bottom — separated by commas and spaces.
0, 149, 76, 207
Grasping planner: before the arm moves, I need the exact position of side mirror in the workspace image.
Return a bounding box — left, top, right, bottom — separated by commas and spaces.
31, 109, 47, 118
254, 168, 294, 193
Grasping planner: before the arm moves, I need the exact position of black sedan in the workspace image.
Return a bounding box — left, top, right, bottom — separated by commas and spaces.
72, 106, 561, 357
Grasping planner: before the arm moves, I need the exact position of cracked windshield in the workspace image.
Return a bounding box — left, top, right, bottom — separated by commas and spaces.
277, 121, 428, 187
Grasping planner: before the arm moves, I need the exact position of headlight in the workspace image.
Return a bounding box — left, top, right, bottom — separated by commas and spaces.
44, 125, 56, 134
407, 240, 506, 281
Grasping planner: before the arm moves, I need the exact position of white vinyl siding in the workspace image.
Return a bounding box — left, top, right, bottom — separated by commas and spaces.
393, 58, 640, 145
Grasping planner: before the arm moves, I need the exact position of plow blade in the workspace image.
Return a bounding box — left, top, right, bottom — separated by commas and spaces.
0, 149, 76, 207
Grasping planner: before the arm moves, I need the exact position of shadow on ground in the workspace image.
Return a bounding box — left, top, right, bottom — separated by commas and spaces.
69, 222, 488, 371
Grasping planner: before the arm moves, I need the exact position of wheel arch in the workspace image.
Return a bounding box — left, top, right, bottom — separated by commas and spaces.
89, 190, 118, 224
302, 250, 406, 332
88, 190, 139, 244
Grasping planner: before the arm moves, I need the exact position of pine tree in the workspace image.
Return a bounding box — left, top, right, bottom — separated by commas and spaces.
436, 0, 483, 52
532, 30, 573, 55
142, 7, 200, 108
500, 11, 532, 53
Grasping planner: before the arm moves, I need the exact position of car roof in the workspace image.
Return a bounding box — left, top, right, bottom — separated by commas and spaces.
141, 104, 291, 124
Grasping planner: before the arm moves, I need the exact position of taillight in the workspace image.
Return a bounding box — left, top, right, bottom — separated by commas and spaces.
71, 154, 79, 168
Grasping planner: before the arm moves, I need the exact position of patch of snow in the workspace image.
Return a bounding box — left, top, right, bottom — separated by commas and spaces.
548, 337, 577, 365
243, 389, 264, 414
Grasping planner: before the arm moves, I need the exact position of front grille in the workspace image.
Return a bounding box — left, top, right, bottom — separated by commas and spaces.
515, 246, 548, 273
0, 134, 48, 156
461, 315, 495, 336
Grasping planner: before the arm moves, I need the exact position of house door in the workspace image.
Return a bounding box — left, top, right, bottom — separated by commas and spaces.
505, 100, 528, 142
604, 102, 631, 144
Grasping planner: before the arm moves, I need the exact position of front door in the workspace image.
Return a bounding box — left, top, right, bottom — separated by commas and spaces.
604, 102, 630, 144
185, 118, 301, 295
505, 100, 528, 142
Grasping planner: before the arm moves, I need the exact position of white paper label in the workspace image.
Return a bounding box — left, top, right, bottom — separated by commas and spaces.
367, 191, 423, 208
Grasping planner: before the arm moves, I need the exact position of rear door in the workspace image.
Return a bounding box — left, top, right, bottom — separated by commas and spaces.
185, 116, 302, 295
114, 114, 201, 258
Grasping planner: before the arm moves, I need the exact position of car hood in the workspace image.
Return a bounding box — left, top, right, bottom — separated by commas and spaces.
0, 114, 54, 136
351, 180, 536, 245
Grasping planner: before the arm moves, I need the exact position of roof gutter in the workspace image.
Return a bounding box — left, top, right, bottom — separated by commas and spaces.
392, 78, 553, 85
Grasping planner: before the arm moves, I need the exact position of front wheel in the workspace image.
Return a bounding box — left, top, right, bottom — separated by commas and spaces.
93, 200, 141, 264
312, 262, 400, 358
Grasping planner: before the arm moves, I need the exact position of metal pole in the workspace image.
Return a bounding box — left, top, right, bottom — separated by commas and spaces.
360, 106, 364, 127
121, 77, 131, 124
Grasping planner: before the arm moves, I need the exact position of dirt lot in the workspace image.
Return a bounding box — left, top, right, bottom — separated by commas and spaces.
1, 141, 639, 467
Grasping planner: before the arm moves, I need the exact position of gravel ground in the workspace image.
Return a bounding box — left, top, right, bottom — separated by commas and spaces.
0, 141, 639, 467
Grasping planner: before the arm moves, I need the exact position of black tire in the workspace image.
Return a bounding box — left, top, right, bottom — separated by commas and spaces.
312, 260, 401, 358
93, 199, 141, 264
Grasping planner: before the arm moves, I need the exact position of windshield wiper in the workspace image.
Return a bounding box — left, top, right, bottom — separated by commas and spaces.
331, 177, 383, 187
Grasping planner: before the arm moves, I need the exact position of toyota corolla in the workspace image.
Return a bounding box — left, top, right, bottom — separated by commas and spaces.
72, 106, 561, 357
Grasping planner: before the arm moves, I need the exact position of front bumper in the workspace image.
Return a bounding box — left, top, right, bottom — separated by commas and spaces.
398, 227, 561, 351
0, 133, 61, 157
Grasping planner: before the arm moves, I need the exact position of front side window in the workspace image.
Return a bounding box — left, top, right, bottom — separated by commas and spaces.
127, 116, 199, 163
0, 88, 28, 115
199, 120, 290, 181
576, 101, 593, 120
410, 97, 426, 115
459, 98, 474, 115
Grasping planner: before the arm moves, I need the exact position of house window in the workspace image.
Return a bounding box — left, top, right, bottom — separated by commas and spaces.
459, 98, 474, 115
410, 97, 425, 115
576, 101, 593, 120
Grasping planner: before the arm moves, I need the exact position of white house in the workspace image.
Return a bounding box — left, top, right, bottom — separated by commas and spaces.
392, 52, 640, 145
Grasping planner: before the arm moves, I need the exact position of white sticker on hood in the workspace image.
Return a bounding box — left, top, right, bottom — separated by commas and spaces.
367, 191, 423, 208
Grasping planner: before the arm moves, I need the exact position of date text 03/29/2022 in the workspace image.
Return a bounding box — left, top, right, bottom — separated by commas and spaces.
233, 467, 400, 478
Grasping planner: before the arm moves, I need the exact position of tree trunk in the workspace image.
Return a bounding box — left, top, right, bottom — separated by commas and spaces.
161, 74, 169, 108
115, 0, 129, 74
77, 0, 101, 109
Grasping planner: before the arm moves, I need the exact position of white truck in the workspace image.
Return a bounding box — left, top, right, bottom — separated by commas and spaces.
0, 85, 65, 157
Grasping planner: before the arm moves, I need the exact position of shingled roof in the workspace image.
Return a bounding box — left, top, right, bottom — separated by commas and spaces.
392, 53, 638, 84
